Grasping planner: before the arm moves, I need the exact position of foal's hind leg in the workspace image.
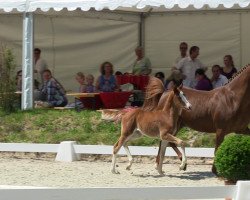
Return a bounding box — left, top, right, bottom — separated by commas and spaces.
160, 132, 187, 171
111, 135, 128, 174
123, 130, 142, 170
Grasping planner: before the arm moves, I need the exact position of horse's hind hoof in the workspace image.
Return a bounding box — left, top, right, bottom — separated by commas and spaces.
111, 169, 120, 174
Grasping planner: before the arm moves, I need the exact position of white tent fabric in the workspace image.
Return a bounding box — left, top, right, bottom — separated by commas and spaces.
0, 0, 250, 109
0, 0, 250, 12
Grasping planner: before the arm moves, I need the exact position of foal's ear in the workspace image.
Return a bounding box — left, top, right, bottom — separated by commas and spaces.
173, 86, 179, 94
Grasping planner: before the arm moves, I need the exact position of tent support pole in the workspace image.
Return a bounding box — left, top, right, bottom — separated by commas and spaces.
22, 12, 34, 110
139, 13, 145, 48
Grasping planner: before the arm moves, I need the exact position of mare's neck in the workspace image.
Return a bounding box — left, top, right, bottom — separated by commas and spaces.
226, 68, 250, 100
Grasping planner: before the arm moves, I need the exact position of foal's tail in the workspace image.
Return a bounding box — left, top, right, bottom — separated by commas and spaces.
142, 77, 165, 111
100, 107, 136, 122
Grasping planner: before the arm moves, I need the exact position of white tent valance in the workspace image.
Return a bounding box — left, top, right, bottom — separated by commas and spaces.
0, 0, 250, 12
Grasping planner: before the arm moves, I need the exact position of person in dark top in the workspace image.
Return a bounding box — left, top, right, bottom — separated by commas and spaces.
195, 69, 213, 91
155, 72, 165, 83
96, 61, 119, 92
221, 55, 237, 79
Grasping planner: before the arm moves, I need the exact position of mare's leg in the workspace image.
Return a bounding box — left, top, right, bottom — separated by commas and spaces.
212, 129, 226, 175
160, 132, 187, 171
155, 140, 168, 175
123, 130, 142, 170
237, 127, 250, 135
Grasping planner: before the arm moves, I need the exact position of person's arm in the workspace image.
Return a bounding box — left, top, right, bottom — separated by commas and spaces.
114, 76, 120, 91
95, 76, 101, 91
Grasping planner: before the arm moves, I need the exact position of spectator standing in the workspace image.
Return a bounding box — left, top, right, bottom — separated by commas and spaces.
34, 48, 48, 86
132, 46, 152, 75
173, 42, 188, 67
211, 65, 228, 89
176, 46, 206, 88
221, 55, 237, 79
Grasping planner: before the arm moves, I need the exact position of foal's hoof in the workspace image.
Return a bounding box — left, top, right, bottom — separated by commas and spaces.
111, 169, 120, 174
126, 165, 131, 170
158, 171, 165, 176
179, 163, 187, 171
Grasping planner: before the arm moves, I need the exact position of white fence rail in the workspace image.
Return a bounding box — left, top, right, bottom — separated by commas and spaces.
0, 142, 249, 199
0, 181, 250, 200
0, 141, 215, 162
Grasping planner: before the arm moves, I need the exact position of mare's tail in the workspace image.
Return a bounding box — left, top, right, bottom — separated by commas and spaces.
142, 77, 165, 111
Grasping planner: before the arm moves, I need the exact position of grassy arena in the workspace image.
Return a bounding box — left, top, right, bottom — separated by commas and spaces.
0, 109, 216, 147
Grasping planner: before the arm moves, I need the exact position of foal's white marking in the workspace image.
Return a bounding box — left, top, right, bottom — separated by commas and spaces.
179, 91, 192, 109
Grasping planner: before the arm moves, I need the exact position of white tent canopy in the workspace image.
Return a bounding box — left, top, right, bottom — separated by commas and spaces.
0, 0, 250, 109
0, 0, 250, 12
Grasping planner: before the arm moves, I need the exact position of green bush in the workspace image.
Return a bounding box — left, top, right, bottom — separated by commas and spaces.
0, 46, 18, 113
214, 134, 250, 181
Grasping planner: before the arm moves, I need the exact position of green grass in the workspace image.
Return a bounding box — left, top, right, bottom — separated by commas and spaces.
0, 109, 216, 147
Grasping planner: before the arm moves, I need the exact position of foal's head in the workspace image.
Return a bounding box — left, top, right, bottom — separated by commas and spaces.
172, 85, 192, 110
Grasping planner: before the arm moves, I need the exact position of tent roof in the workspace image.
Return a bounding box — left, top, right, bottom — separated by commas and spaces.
0, 0, 250, 13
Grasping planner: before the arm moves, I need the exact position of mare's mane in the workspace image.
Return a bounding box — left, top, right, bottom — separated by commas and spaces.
225, 64, 250, 85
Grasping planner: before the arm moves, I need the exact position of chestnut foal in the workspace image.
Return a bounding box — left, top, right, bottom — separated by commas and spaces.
111, 78, 191, 175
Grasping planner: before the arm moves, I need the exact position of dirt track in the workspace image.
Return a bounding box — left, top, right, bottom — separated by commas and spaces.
0, 153, 223, 188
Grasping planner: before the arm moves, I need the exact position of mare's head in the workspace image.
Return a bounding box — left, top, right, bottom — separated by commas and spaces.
172, 84, 192, 110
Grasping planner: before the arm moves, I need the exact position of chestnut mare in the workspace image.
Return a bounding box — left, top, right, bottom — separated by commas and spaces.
156, 64, 250, 173
111, 77, 192, 175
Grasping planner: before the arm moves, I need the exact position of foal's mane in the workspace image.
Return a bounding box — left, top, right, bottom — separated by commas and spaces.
225, 64, 250, 85
142, 77, 165, 111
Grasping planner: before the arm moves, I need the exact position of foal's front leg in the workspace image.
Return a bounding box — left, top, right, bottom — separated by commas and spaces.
155, 140, 168, 175
160, 133, 187, 171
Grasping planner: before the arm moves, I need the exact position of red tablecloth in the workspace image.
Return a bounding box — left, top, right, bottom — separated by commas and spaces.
116, 75, 149, 91
79, 95, 102, 109
99, 92, 131, 109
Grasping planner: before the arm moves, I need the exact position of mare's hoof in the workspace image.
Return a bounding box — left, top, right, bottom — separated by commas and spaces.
212, 165, 218, 176
111, 169, 120, 174
126, 166, 131, 170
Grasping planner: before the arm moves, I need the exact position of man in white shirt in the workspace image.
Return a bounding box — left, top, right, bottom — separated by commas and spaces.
211, 64, 228, 89
34, 48, 48, 87
176, 46, 205, 88
173, 42, 188, 67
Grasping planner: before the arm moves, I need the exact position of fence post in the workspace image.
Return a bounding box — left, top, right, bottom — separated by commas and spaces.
234, 181, 250, 200
55, 141, 80, 162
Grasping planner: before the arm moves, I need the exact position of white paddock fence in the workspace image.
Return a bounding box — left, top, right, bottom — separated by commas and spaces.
0, 181, 249, 200
0, 141, 249, 200
0, 141, 215, 162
